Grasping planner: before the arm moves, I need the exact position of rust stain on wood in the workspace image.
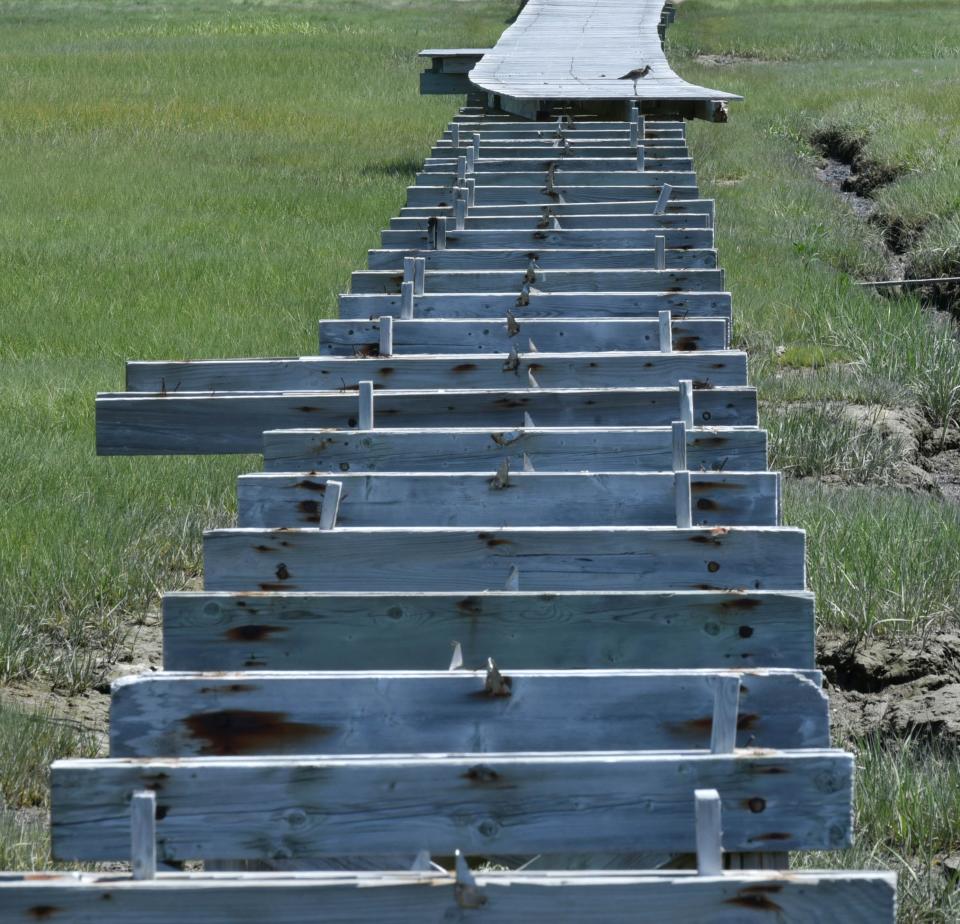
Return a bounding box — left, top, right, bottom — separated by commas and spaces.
183, 710, 333, 756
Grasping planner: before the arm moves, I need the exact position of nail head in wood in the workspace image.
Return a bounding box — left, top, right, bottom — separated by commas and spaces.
695, 789, 723, 876
130, 790, 156, 881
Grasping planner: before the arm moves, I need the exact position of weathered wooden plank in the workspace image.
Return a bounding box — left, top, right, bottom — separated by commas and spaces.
161, 589, 816, 671
124, 352, 748, 393
399, 199, 713, 218
235, 472, 779, 528
379, 227, 713, 249
388, 214, 710, 231
430, 142, 691, 158
50, 750, 851, 861
318, 318, 728, 355
413, 170, 698, 188
96, 387, 758, 455
262, 425, 764, 473
0, 870, 897, 924
350, 268, 724, 294
367, 247, 717, 271
337, 291, 732, 320
422, 156, 695, 172
109, 669, 829, 758
404, 185, 699, 207
201, 525, 805, 592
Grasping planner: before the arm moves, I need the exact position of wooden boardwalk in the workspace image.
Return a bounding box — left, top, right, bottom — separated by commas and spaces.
0, 2, 895, 920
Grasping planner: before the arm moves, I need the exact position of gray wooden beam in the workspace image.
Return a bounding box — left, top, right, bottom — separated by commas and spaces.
367, 247, 717, 271
379, 228, 713, 249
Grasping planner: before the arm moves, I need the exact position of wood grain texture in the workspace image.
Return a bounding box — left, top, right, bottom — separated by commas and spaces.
261, 426, 765, 473
50, 750, 851, 861
124, 351, 747, 393
201, 525, 805, 592
379, 228, 713, 249
96, 386, 758, 455
108, 669, 829, 758
235, 471, 780, 528
422, 156, 694, 172
413, 169, 698, 188
317, 318, 728, 355
404, 185, 699, 207
161, 589, 816, 671
0, 870, 896, 924
388, 213, 708, 231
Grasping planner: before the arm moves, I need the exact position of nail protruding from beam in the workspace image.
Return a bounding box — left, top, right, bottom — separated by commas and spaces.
400, 280, 415, 320
654, 183, 673, 215
506, 311, 520, 337
410, 850, 433, 872
358, 381, 374, 430
527, 368, 540, 388
484, 657, 512, 697
710, 674, 741, 754
130, 790, 156, 881
527, 338, 539, 353
378, 315, 394, 357
672, 420, 687, 473
505, 565, 520, 591
655, 235, 666, 271
679, 378, 695, 428
695, 789, 723, 876
490, 458, 510, 491
675, 469, 692, 528
658, 309, 672, 352
448, 641, 464, 672
318, 480, 343, 530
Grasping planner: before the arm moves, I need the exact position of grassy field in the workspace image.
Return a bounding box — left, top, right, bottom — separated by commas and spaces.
2, 0, 959, 918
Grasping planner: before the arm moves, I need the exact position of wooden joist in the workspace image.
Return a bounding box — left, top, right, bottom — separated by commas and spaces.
50, 750, 851, 861
378, 227, 714, 249
0, 869, 897, 922
399, 199, 714, 218
317, 318, 729, 355
429, 142, 691, 157
235, 471, 780, 528
337, 291, 732, 320
404, 185, 698, 207
367, 248, 717, 271
201, 525, 805, 593
96, 386, 758, 455
123, 352, 747, 393
413, 170, 697, 189
160, 589, 816, 671
109, 668, 829, 757
421, 156, 695, 172
388, 213, 709, 231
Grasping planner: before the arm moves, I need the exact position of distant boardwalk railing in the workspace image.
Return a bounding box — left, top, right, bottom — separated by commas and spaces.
0, 1, 895, 920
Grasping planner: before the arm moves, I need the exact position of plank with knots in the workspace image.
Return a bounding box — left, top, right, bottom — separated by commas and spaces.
366, 248, 717, 271
404, 185, 699, 207
387, 214, 710, 231
201, 525, 805, 593
399, 199, 714, 218
160, 589, 816, 671
378, 227, 714, 249
50, 750, 851, 862
108, 668, 829, 758
413, 170, 698, 188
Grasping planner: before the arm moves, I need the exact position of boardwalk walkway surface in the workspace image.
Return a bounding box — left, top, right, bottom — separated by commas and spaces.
1, 1, 895, 920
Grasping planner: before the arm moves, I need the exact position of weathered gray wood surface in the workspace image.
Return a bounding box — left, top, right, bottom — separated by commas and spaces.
367, 247, 717, 271
429, 142, 691, 158
161, 589, 816, 671
469, 0, 740, 102
414, 170, 697, 189
201, 526, 805, 592
423, 156, 695, 172
110, 669, 828, 757
124, 352, 747, 393
235, 471, 779, 528
96, 386, 759, 455
388, 213, 709, 231
0, 869, 897, 923
51, 750, 851, 861
404, 185, 698, 207
379, 227, 713, 249
350, 268, 723, 294
401, 199, 711, 218
337, 291, 732, 320
261, 426, 765, 473
318, 318, 728, 355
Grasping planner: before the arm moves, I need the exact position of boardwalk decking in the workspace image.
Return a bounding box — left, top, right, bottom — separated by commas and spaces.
0, 1, 895, 920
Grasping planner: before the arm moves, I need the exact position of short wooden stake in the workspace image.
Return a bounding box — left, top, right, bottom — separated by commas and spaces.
435, 216, 447, 250
403, 256, 417, 287
637, 144, 645, 172
358, 381, 374, 430
522, 452, 535, 472
400, 280, 415, 320
710, 674, 740, 754
523, 411, 535, 428
448, 641, 464, 671
671, 420, 687, 472
638, 113, 645, 140
629, 119, 638, 146
679, 379, 694, 428
658, 310, 671, 352
490, 458, 510, 490
457, 155, 467, 181
414, 257, 426, 295
466, 177, 476, 207
318, 480, 342, 530
472, 134, 480, 163
527, 368, 540, 388
654, 183, 673, 215
451, 122, 460, 148
675, 470, 692, 528
455, 850, 484, 909
484, 657, 511, 696
505, 565, 520, 590
378, 316, 393, 357
695, 789, 723, 876
130, 790, 156, 881
455, 197, 466, 230
655, 235, 666, 271
465, 147, 476, 173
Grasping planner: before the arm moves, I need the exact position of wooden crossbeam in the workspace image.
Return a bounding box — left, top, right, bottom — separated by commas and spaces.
388, 213, 710, 231
422, 156, 695, 172
405, 185, 700, 206
380, 227, 714, 249
399, 199, 714, 218
413, 170, 698, 189
367, 248, 717, 271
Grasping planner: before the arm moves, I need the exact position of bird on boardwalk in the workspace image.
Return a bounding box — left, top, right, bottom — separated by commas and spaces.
619, 65, 652, 79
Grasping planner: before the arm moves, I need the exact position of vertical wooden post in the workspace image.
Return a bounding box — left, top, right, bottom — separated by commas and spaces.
472, 133, 480, 163
457, 155, 467, 181
671, 420, 687, 472
638, 113, 645, 140
379, 315, 394, 357
435, 216, 447, 250
358, 381, 374, 430
654, 183, 673, 215
455, 197, 467, 231
403, 256, 417, 287
400, 281, 415, 320
655, 235, 666, 271
695, 789, 723, 876
710, 674, 740, 754
451, 121, 460, 148
658, 310, 672, 352
505, 565, 520, 591
466, 177, 476, 207
523, 411, 536, 428
318, 480, 343, 530
130, 790, 156, 881
675, 470, 692, 528
679, 379, 694, 427
637, 144, 645, 172
414, 257, 426, 296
